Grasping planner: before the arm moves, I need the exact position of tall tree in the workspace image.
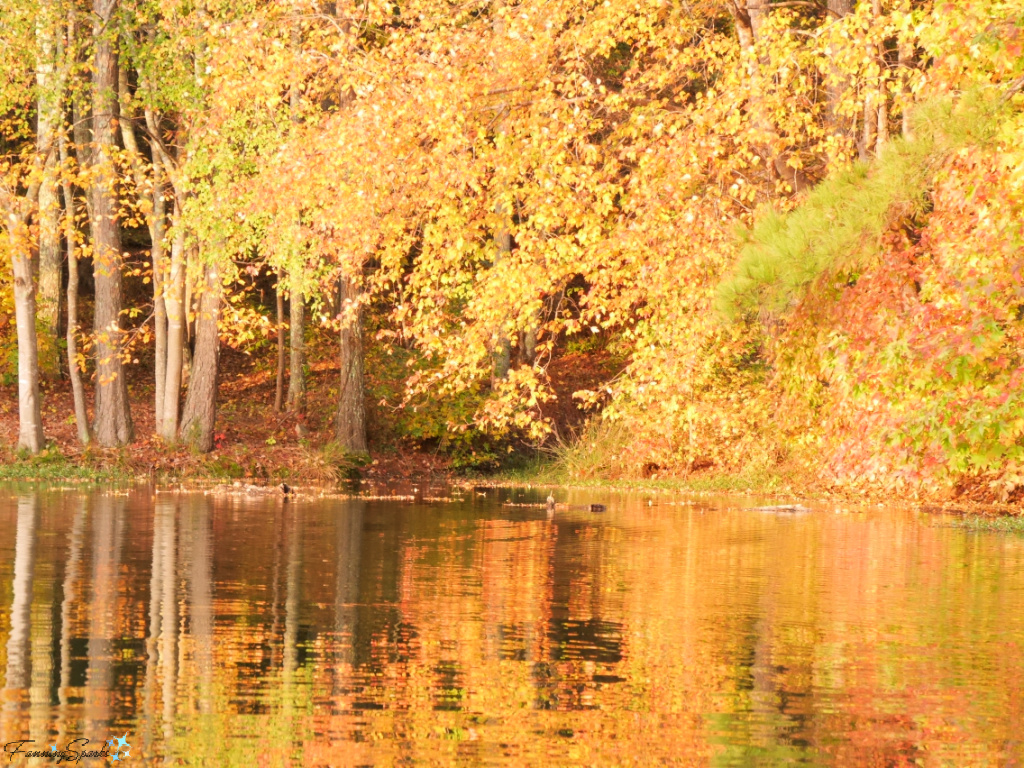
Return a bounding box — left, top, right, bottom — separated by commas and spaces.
336, 274, 366, 451
36, 0, 62, 377
179, 260, 221, 451
59, 19, 91, 445
2, 164, 47, 454
90, 0, 133, 445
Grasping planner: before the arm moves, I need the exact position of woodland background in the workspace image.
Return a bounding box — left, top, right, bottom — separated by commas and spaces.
1, 0, 1023, 500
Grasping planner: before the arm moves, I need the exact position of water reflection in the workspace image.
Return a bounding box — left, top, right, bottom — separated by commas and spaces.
0, 487, 1023, 765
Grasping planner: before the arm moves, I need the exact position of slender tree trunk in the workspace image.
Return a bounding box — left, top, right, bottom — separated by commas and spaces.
492, 193, 512, 384
861, 90, 877, 161
37, 156, 62, 378
119, 68, 168, 432
151, 145, 167, 430
179, 262, 221, 451
825, 0, 855, 137
287, 291, 305, 413
60, 132, 91, 445
90, 0, 133, 446
8, 221, 45, 454
898, 39, 915, 139
275, 281, 285, 413
336, 275, 367, 452
873, 0, 888, 154
37, 4, 62, 378
729, 0, 813, 192
160, 205, 186, 440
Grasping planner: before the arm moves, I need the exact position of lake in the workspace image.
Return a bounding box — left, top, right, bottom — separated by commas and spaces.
1, 485, 1023, 765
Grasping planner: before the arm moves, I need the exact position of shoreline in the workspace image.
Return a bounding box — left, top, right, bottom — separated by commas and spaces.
2, 450, 1022, 518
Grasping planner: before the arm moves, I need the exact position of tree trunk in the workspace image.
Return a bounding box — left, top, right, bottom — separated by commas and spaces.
336, 275, 367, 452
37, 4, 62, 378
275, 281, 285, 413
152, 144, 168, 430
160, 205, 186, 440
90, 0, 133, 446
898, 39, 914, 139
8, 220, 45, 454
60, 131, 91, 445
860, 89, 877, 162
825, 0, 855, 136
729, 0, 813, 192
873, 0, 888, 154
492, 196, 512, 384
287, 291, 305, 413
119, 68, 168, 432
179, 262, 221, 452
37, 155, 62, 378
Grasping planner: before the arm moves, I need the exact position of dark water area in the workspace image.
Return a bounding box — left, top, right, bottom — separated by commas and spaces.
1, 485, 1023, 766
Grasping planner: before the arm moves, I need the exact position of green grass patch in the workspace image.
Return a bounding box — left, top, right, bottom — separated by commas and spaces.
946, 515, 1024, 533
0, 450, 135, 483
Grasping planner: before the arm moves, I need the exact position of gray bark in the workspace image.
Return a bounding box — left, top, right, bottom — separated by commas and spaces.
729, 0, 813, 193
8, 220, 45, 453
90, 0, 133, 446
287, 291, 306, 413
336, 276, 367, 451
119, 68, 169, 432
60, 117, 91, 445
492, 197, 512, 383
37, 5, 62, 378
160, 205, 186, 440
825, 0, 855, 136
179, 262, 222, 451
275, 282, 285, 413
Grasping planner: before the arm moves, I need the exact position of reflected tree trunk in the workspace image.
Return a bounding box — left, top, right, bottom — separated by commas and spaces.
184, 497, 213, 715
283, 504, 302, 719
29, 505, 56, 748
3, 495, 38, 710
141, 499, 173, 757
58, 497, 87, 724
333, 501, 363, 697
159, 502, 177, 762
56, 498, 87, 751
85, 495, 125, 734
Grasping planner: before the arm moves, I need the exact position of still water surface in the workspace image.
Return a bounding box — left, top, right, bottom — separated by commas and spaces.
1, 485, 1023, 766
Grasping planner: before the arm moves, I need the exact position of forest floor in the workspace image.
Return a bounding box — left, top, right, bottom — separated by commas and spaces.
0, 345, 454, 487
